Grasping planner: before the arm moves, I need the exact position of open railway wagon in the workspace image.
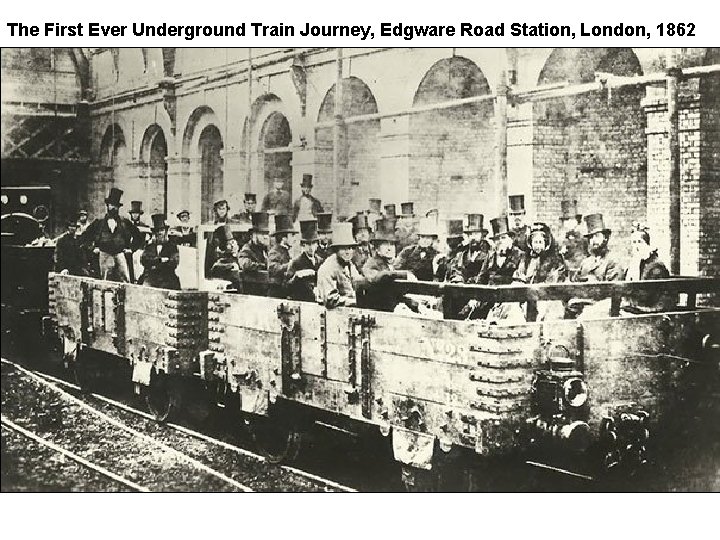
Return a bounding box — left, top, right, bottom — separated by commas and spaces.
46, 269, 719, 490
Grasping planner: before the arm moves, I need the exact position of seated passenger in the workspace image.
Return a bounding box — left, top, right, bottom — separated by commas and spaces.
622, 224, 672, 313
140, 214, 180, 290
168, 209, 197, 247
435, 219, 465, 282
316, 222, 361, 308
514, 222, 567, 284
315, 212, 333, 264
268, 214, 297, 298
448, 214, 491, 285
395, 217, 440, 282
351, 213, 373, 271
361, 218, 417, 312
238, 212, 270, 296
54, 220, 88, 276
286, 220, 322, 302
208, 225, 242, 291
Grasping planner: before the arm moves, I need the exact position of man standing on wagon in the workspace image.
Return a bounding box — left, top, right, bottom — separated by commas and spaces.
292, 174, 324, 222
82, 187, 142, 282
316, 222, 361, 308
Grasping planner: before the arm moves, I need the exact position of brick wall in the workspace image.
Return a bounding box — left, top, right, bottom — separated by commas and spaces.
699, 73, 720, 278
532, 87, 647, 268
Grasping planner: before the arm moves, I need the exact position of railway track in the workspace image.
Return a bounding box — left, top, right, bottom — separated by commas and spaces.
1, 357, 356, 492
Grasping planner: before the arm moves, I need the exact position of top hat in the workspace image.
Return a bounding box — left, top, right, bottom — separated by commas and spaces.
584, 213, 611, 237
508, 195, 526, 214
368, 198, 382, 214
316, 212, 333, 233
417, 218, 440, 237
330, 222, 358, 248
301, 174, 313, 188
372, 218, 397, 243
214, 225, 234, 248
400, 202, 415, 218
214, 199, 229, 209
465, 214, 487, 233
352, 212, 371, 233
490, 216, 513, 239
384, 204, 397, 219
446, 219, 464, 239
299, 220, 319, 242
560, 200, 578, 221
244, 193, 257, 203
130, 201, 144, 215
273, 214, 296, 235
251, 212, 271, 234
105, 187, 124, 206
150, 213, 168, 231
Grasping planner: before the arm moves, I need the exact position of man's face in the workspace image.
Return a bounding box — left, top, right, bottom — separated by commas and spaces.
255, 233, 270, 247
530, 233, 547, 255
157, 229, 168, 243
319, 232, 330, 246
631, 232, 650, 259
301, 186, 312, 196
303, 240, 318, 256
274, 180, 284, 192
377, 241, 395, 259
78, 214, 87, 224
179, 213, 190, 224
336, 247, 354, 262
588, 231, 607, 253
496, 234, 513, 253
280, 233, 296, 247
106, 203, 119, 216
215, 204, 228, 220
468, 231, 485, 245
418, 235, 434, 248
227, 238, 239, 255
355, 229, 370, 244
130, 212, 140, 222
511, 212, 526, 229
244, 201, 256, 213
67, 224, 78, 235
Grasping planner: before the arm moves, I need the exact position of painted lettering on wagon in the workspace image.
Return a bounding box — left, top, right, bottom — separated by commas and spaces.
413, 337, 466, 361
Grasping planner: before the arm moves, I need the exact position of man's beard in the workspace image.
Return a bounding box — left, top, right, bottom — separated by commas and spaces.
469, 239, 483, 250
588, 243, 606, 256
107, 209, 119, 218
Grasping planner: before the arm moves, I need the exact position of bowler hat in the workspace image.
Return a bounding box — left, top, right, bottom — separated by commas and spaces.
417, 218, 439, 237
78, 209, 88, 216
509, 194, 525, 214
273, 214, 296, 235
352, 212, 371, 233
584, 213, 611, 237
130, 201, 144, 215
301, 174, 313, 188
446, 219, 464, 239
316, 212, 333, 233
490, 216, 513, 239
105, 187, 124, 206
299, 220, 319, 242
214, 199, 229, 209
384, 204, 397, 219
560, 200, 578, 221
400, 202, 415, 218
244, 193, 256, 203
251, 212, 270, 234
214, 225, 234, 248
329, 222, 357, 248
368, 198, 382, 214
151, 213, 168, 231
372, 218, 397, 243
465, 214, 487, 233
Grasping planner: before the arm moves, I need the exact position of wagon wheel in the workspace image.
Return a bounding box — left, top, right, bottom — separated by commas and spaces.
246, 413, 304, 464
145, 373, 182, 423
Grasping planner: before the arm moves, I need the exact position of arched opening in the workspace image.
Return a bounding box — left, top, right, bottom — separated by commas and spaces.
316, 76, 379, 216
199, 125, 224, 224
95, 124, 128, 215
538, 48, 642, 85
410, 56, 493, 217
140, 124, 168, 215
260, 111, 292, 202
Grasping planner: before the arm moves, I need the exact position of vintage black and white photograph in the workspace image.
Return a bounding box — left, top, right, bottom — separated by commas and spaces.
1, 47, 718, 493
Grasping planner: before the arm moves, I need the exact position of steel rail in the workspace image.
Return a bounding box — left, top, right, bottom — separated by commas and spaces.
29, 365, 357, 492
1, 358, 254, 493
1, 415, 150, 492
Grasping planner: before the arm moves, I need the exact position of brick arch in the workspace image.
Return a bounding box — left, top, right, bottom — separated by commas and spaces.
99, 123, 126, 168
181, 105, 220, 159
317, 76, 379, 121
537, 48, 642, 85
413, 55, 491, 106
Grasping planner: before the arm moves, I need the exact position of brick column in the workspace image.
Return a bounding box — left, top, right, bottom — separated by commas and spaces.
165, 156, 190, 218
221, 149, 245, 210
507, 102, 534, 218
379, 115, 411, 207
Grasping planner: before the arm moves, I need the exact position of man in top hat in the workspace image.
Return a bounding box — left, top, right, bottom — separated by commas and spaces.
317, 222, 362, 308
448, 214, 491, 284
54, 220, 87, 276
207, 224, 243, 291
360, 218, 418, 312
268, 214, 297, 298
367, 198, 383, 229
576, 214, 624, 283
126, 201, 151, 281
82, 187, 142, 282
286, 220, 322, 302
129, 201, 149, 229
169, 209, 196, 247
315, 212, 333, 264
351, 212, 374, 271
508, 194, 530, 254
76, 209, 90, 235
140, 214, 181, 290
292, 174, 324, 222
395, 202, 418, 250
481, 216, 524, 285
394, 217, 440, 282
232, 193, 257, 228
238, 212, 271, 296
435, 219, 465, 281
262, 177, 292, 216
558, 200, 586, 278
